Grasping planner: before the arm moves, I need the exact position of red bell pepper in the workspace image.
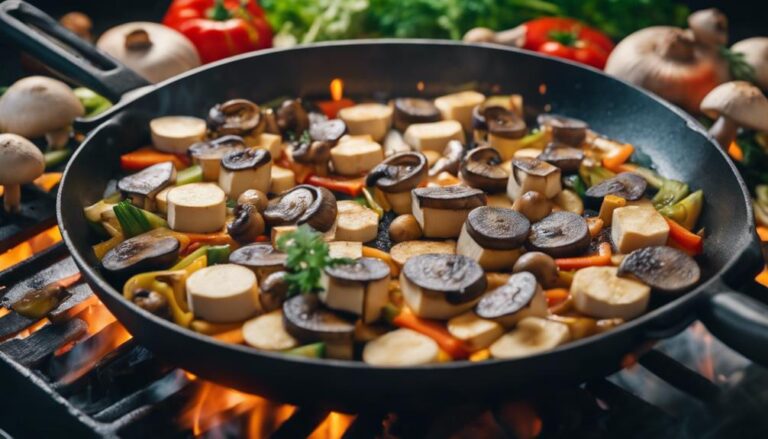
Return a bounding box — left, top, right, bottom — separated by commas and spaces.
522, 17, 614, 69
163, 0, 273, 64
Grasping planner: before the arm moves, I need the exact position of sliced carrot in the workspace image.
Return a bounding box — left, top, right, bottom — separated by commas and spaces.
120, 147, 186, 171
545, 288, 570, 307
392, 307, 469, 359
181, 231, 235, 247
728, 141, 743, 162
213, 327, 245, 344
362, 246, 399, 276
602, 144, 634, 172
555, 242, 612, 270
306, 175, 364, 197
34, 172, 63, 192
757, 226, 768, 242
586, 217, 604, 238
665, 217, 703, 255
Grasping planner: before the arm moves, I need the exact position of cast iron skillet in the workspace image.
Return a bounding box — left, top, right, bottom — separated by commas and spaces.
3, 0, 768, 410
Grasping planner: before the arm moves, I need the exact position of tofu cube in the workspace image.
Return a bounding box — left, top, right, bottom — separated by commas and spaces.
330, 138, 384, 176
611, 205, 670, 254
403, 120, 465, 152
434, 91, 485, 131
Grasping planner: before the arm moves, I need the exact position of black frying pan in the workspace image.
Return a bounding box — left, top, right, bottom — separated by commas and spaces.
3, 0, 768, 411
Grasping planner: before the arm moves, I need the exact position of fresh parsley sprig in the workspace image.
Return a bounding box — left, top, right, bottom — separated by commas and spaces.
276, 225, 353, 295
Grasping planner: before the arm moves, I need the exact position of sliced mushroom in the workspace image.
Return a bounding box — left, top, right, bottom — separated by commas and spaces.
411, 185, 487, 238
365, 152, 427, 214
243, 310, 298, 350
102, 231, 180, 279
275, 99, 310, 135
309, 119, 347, 144
118, 161, 176, 211
207, 99, 262, 136
259, 270, 289, 312
585, 172, 647, 201
263, 185, 337, 232
475, 272, 548, 327
187, 264, 260, 323
0, 134, 45, 213
512, 252, 558, 289
512, 191, 552, 222
290, 139, 332, 176
429, 139, 464, 177
507, 158, 562, 201
320, 257, 391, 323
486, 106, 527, 139
283, 294, 356, 359
218, 148, 272, 199
401, 254, 487, 320
167, 183, 226, 233
460, 146, 509, 192
188, 135, 246, 181
527, 211, 590, 258
227, 203, 266, 243
537, 114, 588, 146
457, 206, 529, 271
618, 246, 700, 293
537, 142, 585, 173
393, 97, 441, 131
229, 243, 287, 282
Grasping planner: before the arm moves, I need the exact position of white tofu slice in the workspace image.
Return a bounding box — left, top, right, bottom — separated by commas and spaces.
411, 195, 475, 239
167, 183, 226, 233
611, 205, 670, 254
270, 165, 296, 194
242, 310, 298, 351
328, 241, 363, 259
335, 200, 379, 242
363, 328, 439, 366
186, 264, 259, 323
447, 311, 504, 351
403, 120, 465, 152
456, 224, 523, 271
254, 133, 283, 159
571, 266, 651, 320
389, 240, 456, 268
155, 186, 171, 214
330, 138, 384, 176
338, 103, 393, 142
434, 91, 485, 131
218, 160, 272, 199
400, 272, 480, 320
506, 159, 562, 200
150, 116, 206, 154
319, 273, 389, 323
489, 317, 571, 359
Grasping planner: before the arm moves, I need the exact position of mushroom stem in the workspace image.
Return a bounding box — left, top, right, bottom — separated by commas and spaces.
46, 126, 71, 149
3, 184, 21, 213
708, 116, 739, 149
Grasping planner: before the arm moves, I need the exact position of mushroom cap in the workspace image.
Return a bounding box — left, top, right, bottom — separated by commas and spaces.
687, 8, 728, 47
0, 76, 84, 139
0, 133, 45, 185
732, 37, 768, 91
700, 81, 768, 131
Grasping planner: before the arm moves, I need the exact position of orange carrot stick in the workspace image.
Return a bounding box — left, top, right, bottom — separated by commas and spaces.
362, 246, 399, 276
602, 144, 634, 172
665, 218, 703, 255
555, 242, 612, 270
545, 288, 570, 307
391, 307, 469, 359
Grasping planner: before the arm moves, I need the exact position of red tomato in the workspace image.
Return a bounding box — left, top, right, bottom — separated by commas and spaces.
523, 17, 614, 69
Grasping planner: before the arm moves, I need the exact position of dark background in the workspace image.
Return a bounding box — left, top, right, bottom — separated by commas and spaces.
1, 0, 766, 85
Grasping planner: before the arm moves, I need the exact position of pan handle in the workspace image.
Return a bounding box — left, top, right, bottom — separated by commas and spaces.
700, 283, 768, 366
0, 0, 150, 102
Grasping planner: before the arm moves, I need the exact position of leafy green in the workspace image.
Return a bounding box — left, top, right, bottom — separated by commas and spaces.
74, 87, 112, 117
276, 225, 353, 295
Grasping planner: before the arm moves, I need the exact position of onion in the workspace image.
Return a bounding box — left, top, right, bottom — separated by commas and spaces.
97, 22, 200, 83
605, 24, 730, 113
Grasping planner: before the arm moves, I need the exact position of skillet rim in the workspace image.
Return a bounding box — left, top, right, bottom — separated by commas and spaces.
58, 39, 758, 373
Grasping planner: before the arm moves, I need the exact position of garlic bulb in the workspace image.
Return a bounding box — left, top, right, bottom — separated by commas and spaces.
97, 22, 201, 83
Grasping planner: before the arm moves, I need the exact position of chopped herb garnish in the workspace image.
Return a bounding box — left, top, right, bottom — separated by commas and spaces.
276, 225, 353, 295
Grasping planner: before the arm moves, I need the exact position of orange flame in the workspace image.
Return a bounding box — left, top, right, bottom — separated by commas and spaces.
330, 78, 344, 101
0, 226, 62, 271
417, 81, 425, 92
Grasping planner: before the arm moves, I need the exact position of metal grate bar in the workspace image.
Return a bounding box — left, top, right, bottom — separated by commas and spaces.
342, 411, 386, 439
0, 319, 86, 367
270, 406, 330, 439
0, 186, 56, 254
638, 349, 721, 402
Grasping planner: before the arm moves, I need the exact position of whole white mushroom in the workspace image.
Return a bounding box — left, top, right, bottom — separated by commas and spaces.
0, 133, 45, 213
0, 76, 84, 149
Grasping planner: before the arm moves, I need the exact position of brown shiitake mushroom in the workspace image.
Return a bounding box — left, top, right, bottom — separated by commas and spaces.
260, 270, 289, 312
537, 115, 589, 147
207, 99, 262, 136
512, 190, 552, 222
537, 142, 585, 172
188, 135, 246, 181
132, 288, 170, 318
429, 139, 464, 177
276, 98, 310, 135
227, 203, 266, 243
527, 211, 590, 258
460, 146, 509, 193
237, 189, 269, 212
464, 206, 530, 250
229, 243, 287, 282
282, 294, 356, 359
0, 134, 45, 213
309, 119, 347, 144
605, 22, 729, 113
485, 106, 526, 139
475, 271, 547, 327
393, 98, 441, 131
118, 161, 176, 211
263, 185, 337, 232
585, 172, 647, 201
618, 246, 701, 293
389, 214, 423, 242
366, 152, 428, 193
290, 139, 333, 176
700, 81, 768, 149
513, 252, 559, 289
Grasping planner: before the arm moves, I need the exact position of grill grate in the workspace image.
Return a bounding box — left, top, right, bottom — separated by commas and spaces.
0, 215, 764, 438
